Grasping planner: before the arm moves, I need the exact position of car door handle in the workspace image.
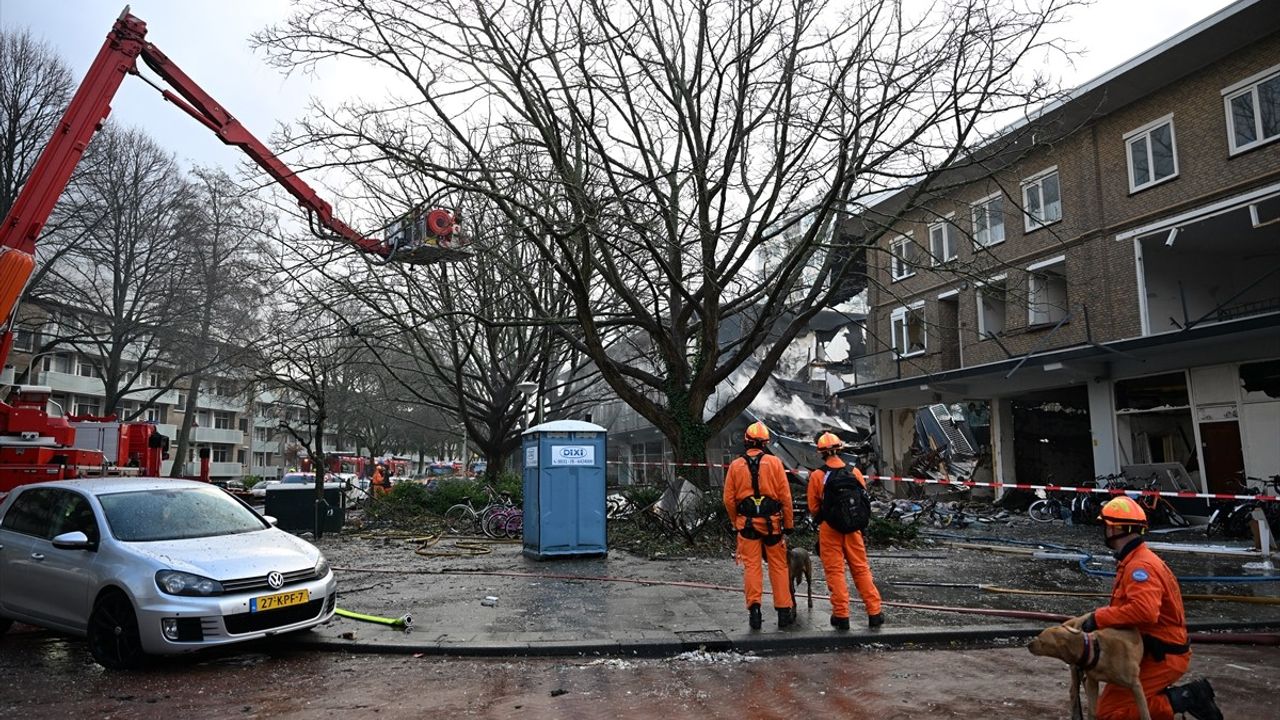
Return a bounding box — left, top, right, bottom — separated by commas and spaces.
30, 552, 44, 561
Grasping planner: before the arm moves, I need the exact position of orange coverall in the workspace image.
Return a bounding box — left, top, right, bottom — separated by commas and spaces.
723, 449, 794, 610
807, 459, 882, 618
1094, 540, 1190, 720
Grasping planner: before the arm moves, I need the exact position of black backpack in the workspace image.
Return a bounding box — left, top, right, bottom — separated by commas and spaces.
820, 466, 871, 533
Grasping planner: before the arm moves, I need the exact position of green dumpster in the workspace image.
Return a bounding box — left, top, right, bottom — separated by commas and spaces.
264, 484, 346, 534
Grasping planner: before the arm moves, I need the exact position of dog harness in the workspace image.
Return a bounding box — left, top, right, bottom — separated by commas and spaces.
1074, 631, 1101, 672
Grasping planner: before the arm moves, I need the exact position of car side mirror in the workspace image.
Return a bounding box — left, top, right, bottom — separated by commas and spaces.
262, 515, 279, 527
51, 531, 94, 550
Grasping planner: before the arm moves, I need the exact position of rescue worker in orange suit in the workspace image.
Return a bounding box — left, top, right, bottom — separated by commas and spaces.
371, 465, 388, 495
722, 421, 796, 630
807, 432, 884, 630
1065, 497, 1221, 720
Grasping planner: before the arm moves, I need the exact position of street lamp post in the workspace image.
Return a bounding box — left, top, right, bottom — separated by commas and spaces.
516, 380, 539, 429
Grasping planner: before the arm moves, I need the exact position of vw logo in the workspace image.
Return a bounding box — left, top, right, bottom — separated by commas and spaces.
266, 571, 284, 590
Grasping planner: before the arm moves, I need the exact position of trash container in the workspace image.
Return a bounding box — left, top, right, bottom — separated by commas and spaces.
522, 420, 607, 559
265, 484, 346, 534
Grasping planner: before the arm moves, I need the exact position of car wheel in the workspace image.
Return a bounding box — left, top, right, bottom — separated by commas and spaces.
88, 591, 145, 670
0, 616, 12, 635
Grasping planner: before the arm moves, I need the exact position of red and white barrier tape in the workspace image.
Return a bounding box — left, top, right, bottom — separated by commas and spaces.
604, 460, 1279, 503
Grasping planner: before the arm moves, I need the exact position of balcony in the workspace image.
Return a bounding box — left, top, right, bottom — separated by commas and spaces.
192, 427, 244, 445
37, 370, 104, 396
842, 350, 902, 389
183, 462, 243, 478
251, 465, 282, 479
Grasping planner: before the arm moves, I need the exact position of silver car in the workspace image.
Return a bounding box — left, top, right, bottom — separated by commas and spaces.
0, 478, 336, 668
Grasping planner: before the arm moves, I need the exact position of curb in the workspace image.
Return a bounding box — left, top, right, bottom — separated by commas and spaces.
281, 619, 1279, 658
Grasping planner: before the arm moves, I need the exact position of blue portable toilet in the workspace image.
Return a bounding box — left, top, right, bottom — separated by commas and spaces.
521, 420, 607, 559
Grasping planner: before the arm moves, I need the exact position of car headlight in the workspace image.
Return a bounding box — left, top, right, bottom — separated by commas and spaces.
155, 570, 224, 596
314, 555, 331, 579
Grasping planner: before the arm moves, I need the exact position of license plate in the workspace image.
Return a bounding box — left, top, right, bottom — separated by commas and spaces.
250, 589, 310, 612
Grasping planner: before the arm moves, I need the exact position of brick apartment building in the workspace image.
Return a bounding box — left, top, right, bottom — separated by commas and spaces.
839, 0, 1280, 504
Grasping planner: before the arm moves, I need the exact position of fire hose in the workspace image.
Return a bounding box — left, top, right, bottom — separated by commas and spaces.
334, 608, 413, 628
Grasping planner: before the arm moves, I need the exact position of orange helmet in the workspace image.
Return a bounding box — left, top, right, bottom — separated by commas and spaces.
744, 421, 771, 444
1098, 496, 1147, 531
816, 432, 843, 453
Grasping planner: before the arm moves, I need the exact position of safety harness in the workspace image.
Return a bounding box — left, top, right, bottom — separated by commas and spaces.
735, 453, 784, 545
1141, 634, 1190, 662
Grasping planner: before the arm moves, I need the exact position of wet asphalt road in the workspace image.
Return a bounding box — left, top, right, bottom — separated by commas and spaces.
2, 625, 1277, 719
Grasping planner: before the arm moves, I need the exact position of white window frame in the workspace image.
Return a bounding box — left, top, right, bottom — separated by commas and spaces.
1026, 255, 1069, 326
1123, 114, 1179, 193
890, 233, 916, 281
890, 301, 927, 358
1222, 63, 1280, 155
970, 192, 1005, 248
928, 215, 958, 265
1021, 166, 1062, 231
975, 274, 1008, 338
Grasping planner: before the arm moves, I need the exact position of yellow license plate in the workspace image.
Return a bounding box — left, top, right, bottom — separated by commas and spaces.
251, 589, 310, 612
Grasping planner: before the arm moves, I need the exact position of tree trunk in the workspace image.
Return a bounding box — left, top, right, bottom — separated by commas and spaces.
312, 410, 327, 540
169, 373, 203, 478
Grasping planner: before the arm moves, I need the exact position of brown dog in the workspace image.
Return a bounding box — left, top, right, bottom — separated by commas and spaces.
1028, 625, 1150, 720
788, 546, 812, 608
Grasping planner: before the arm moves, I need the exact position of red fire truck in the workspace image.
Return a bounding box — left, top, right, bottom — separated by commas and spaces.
0, 8, 461, 494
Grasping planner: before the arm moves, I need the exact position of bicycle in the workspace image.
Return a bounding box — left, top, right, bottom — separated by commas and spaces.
1073, 474, 1125, 525
443, 485, 501, 535
1132, 474, 1190, 528
482, 505, 523, 538
1028, 492, 1072, 523
1207, 474, 1280, 539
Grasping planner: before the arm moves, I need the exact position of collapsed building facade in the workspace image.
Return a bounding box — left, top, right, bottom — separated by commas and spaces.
837, 0, 1280, 511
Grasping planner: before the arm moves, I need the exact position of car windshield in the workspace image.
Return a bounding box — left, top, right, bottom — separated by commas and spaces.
98, 487, 266, 542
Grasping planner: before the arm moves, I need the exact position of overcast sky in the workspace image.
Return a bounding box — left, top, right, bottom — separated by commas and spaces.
0, 0, 1242, 173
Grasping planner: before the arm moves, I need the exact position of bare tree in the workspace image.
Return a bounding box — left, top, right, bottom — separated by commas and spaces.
257, 294, 363, 537
258, 0, 1073, 484
33, 124, 204, 417
280, 195, 609, 480
167, 167, 276, 475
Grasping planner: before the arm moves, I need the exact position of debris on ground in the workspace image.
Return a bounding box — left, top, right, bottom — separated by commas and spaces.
670, 649, 763, 664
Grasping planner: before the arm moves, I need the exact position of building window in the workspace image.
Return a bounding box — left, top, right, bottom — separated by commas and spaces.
144, 405, 161, 423
890, 235, 917, 281
237, 449, 247, 464
1027, 256, 1069, 326
213, 412, 233, 430
175, 393, 186, 407
928, 219, 957, 264
976, 277, 1008, 338
12, 328, 33, 351
971, 194, 1005, 248
1224, 65, 1280, 154
1021, 167, 1062, 230
73, 398, 101, 417
212, 446, 230, 463
1124, 115, 1178, 192
890, 302, 927, 357
42, 353, 71, 374
76, 359, 101, 378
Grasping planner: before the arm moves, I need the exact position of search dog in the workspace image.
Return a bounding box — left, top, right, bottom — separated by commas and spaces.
1028, 624, 1150, 720
788, 546, 813, 609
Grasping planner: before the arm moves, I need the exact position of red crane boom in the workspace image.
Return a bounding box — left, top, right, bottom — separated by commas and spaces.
0, 7, 463, 493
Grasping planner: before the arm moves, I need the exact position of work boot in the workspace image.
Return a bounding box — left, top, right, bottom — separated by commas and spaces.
868, 612, 885, 628
829, 615, 850, 631
777, 607, 796, 628
1165, 679, 1222, 720
748, 604, 763, 630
